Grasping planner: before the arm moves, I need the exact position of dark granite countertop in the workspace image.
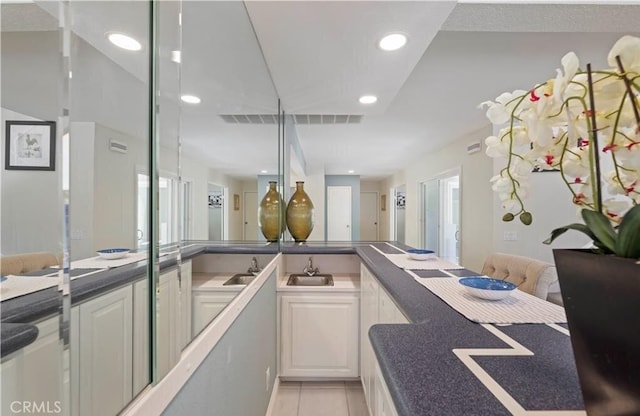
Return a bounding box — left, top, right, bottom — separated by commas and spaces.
0, 323, 39, 358
356, 245, 584, 415
0, 242, 280, 353
1, 241, 583, 416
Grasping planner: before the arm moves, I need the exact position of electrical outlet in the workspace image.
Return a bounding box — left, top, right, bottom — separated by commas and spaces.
265, 367, 270, 392
503, 231, 518, 241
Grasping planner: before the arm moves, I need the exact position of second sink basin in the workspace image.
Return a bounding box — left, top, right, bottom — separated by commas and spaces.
287, 274, 334, 286
223, 273, 256, 286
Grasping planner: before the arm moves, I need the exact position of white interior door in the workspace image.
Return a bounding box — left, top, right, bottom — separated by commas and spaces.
327, 186, 352, 241
243, 191, 258, 240
360, 192, 379, 241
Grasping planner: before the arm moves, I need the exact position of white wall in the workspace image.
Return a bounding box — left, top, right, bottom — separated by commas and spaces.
1, 108, 63, 255
301, 167, 326, 242
491, 159, 590, 264
403, 126, 494, 272
69, 122, 96, 259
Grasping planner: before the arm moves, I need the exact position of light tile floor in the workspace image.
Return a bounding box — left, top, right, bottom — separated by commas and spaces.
273, 381, 369, 416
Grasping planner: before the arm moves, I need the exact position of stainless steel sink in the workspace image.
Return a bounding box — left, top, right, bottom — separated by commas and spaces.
223, 273, 257, 286
287, 274, 334, 286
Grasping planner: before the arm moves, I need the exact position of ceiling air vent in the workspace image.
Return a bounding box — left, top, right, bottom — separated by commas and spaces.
109, 139, 127, 154
219, 114, 363, 125
466, 141, 482, 154
293, 114, 362, 125
219, 114, 278, 124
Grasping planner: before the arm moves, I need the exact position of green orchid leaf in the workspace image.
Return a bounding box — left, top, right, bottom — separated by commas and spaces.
581, 209, 617, 253
543, 223, 596, 245
616, 205, 640, 259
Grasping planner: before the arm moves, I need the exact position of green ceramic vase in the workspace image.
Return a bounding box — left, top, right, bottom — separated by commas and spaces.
286, 181, 314, 242
258, 181, 286, 242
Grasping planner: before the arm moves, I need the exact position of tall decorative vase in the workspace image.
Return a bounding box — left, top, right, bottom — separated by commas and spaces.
258, 181, 285, 242
553, 249, 640, 416
286, 181, 314, 242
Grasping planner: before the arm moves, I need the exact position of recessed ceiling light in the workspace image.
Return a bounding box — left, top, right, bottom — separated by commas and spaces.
107, 32, 142, 51
359, 95, 377, 105
379, 33, 407, 51
181, 95, 201, 104
348, 170, 355, 174
260, 170, 268, 174
171, 50, 181, 63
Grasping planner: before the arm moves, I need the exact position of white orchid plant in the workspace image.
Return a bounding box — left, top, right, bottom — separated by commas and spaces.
481, 35, 640, 259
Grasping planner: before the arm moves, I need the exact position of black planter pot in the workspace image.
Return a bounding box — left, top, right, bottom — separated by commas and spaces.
553, 249, 640, 416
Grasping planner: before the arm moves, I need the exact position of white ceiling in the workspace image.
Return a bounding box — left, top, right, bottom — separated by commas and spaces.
184, 0, 640, 180
3, 1, 640, 180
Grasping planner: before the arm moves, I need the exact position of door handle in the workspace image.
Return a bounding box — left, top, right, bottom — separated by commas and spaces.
455, 230, 460, 241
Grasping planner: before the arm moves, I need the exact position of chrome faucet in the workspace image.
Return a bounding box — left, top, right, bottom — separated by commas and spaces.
247, 257, 261, 275
303, 256, 319, 276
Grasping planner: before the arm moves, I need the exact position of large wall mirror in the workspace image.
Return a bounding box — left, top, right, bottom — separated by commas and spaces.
179, 1, 280, 245
1, 2, 67, 415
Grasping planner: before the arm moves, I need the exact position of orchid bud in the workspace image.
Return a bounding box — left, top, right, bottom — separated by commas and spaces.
502, 213, 515, 222
520, 211, 533, 225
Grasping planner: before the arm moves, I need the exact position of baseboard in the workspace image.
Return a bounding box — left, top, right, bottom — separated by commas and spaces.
264, 375, 281, 416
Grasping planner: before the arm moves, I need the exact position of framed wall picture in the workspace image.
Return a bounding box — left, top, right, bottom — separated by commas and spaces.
381, 194, 386, 211
5, 120, 56, 171
234, 194, 240, 211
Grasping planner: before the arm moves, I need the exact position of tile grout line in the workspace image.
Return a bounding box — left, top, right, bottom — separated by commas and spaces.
344, 384, 351, 416
295, 383, 301, 416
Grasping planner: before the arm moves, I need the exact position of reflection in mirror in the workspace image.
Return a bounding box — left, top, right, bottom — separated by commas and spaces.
179, 0, 280, 342
180, 0, 279, 243
1, 2, 66, 414
66, 1, 151, 415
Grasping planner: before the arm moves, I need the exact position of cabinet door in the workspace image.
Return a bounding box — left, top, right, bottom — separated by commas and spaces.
1, 316, 63, 416
157, 268, 179, 380
77, 285, 133, 416
375, 364, 399, 416
192, 292, 237, 336
132, 279, 149, 396
281, 294, 359, 378
179, 260, 192, 350
360, 264, 379, 413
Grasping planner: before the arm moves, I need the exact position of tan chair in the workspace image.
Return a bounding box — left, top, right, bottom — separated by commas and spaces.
1, 252, 60, 276
481, 252, 562, 305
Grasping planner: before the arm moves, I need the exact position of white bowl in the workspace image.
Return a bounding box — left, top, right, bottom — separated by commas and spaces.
458, 277, 517, 301
406, 249, 436, 261
96, 248, 130, 260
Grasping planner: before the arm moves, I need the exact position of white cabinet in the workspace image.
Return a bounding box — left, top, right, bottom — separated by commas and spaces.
156, 268, 180, 380
280, 294, 359, 378
72, 285, 133, 416
360, 264, 379, 410
375, 363, 399, 416
1, 316, 64, 416
379, 286, 409, 325
132, 265, 184, 386
132, 278, 149, 396
179, 260, 192, 350
360, 264, 406, 416
192, 291, 238, 336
